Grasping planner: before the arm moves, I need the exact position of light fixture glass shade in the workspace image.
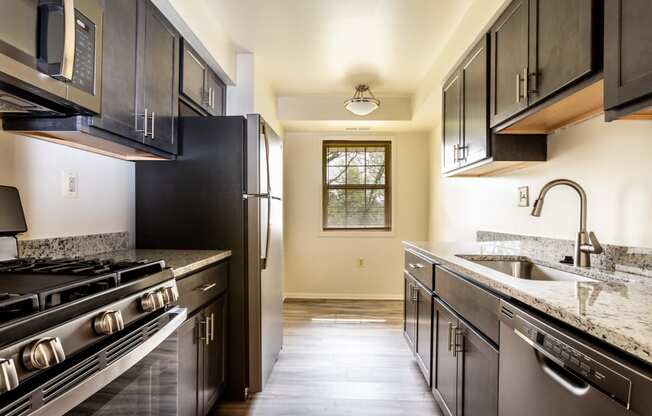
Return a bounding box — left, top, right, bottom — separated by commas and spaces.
344, 85, 381, 116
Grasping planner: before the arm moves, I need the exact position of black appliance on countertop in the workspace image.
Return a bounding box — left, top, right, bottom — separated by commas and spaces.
0, 185, 186, 416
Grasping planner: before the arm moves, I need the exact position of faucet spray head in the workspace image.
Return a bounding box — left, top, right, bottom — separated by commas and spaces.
531, 198, 544, 217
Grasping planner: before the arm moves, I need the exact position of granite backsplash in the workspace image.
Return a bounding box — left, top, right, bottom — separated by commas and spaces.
476, 231, 652, 278
18, 232, 129, 259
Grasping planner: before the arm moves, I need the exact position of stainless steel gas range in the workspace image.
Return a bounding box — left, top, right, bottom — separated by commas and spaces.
0, 186, 187, 416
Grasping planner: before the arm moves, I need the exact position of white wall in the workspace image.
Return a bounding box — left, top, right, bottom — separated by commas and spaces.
0, 131, 135, 241
429, 116, 652, 248
284, 131, 430, 299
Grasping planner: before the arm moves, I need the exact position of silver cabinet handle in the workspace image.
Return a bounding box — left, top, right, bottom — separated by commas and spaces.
150, 112, 155, 139
59, 0, 76, 81
516, 72, 522, 103
411, 285, 418, 302
523, 67, 529, 100
212, 88, 216, 109
136, 108, 148, 138
210, 312, 215, 341
453, 327, 463, 357
447, 322, 454, 352
196, 283, 217, 292
200, 317, 210, 345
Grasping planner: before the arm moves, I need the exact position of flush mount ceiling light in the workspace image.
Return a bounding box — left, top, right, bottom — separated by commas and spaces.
344, 84, 381, 116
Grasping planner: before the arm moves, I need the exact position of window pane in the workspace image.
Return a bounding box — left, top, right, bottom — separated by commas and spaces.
326, 147, 346, 166
345, 166, 364, 184
328, 166, 346, 185
326, 189, 345, 227
365, 166, 385, 185
366, 147, 385, 165
346, 148, 366, 166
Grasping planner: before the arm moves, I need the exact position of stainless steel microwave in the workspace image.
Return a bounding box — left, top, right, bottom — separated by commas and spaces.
0, 0, 102, 115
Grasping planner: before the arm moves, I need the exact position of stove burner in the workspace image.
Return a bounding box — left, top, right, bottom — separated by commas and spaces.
0, 293, 38, 323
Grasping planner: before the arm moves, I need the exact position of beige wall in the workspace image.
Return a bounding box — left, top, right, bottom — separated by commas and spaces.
284, 131, 430, 299
428, 116, 652, 248
0, 131, 135, 241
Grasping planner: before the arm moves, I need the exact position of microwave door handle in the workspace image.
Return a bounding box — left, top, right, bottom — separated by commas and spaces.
59, 0, 76, 81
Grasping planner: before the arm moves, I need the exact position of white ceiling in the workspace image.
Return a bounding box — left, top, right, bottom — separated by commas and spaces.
204, 0, 473, 96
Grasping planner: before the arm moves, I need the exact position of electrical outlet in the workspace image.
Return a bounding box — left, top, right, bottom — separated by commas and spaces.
518, 186, 529, 207
62, 171, 79, 198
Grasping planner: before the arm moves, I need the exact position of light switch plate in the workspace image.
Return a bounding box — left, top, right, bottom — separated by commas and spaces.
62, 171, 79, 198
518, 186, 529, 207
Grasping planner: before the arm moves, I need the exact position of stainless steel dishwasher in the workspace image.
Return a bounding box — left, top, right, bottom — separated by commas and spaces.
499, 301, 652, 416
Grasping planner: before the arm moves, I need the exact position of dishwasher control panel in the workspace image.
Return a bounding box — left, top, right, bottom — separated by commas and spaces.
515, 316, 632, 408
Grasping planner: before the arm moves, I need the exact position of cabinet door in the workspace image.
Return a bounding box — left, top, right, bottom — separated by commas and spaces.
434, 299, 459, 416
604, 0, 652, 110
403, 274, 417, 351
93, 0, 139, 140
181, 41, 208, 110
461, 36, 490, 166
138, 0, 179, 154
202, 295, 227, 414
528, 0, 595, 105
416, 286, 432, 385
490, 0, 529, 127
458, 321, 498, 416
206, 71, 225, 116
178, 316, 200, 416
442, 73, 461, 173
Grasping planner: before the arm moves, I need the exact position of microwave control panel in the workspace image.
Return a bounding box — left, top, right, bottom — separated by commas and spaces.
71, 10, 96, 96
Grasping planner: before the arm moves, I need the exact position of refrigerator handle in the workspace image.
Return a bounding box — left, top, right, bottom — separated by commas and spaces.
261, 195, 271, 270
262, 123, 272, 195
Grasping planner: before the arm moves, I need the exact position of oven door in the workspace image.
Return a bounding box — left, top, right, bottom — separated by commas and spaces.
27, 307, 187, 416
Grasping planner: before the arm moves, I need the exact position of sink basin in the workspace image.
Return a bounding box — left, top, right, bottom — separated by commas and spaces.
461, 257, 596, 282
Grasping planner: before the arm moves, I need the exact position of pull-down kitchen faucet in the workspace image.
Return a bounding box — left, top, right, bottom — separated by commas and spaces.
530, 179, 603, 268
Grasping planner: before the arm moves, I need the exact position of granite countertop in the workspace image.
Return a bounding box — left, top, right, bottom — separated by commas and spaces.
404, 240, 652, 366
94, 249, 232, 278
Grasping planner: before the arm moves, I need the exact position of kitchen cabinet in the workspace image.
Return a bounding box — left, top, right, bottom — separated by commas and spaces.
178, 294, 228, 416
416, 285, 433, 384
442, 34, 546, 176
432, 299, 498, 416
604, 0, 652, 120
200, 295, 227, 414
180, 39, 226, 116
137, 0, 180, 154
404, 273, 418, 351
490, 0, 599, 130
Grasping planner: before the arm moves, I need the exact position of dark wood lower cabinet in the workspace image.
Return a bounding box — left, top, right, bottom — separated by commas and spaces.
433, 298, 498, 416
404, 273, 417, 350
416, 285, 433, 385
178, 293, 227, 416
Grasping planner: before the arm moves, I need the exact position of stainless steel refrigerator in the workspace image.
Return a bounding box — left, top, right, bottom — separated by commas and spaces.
135, 108, 283, 400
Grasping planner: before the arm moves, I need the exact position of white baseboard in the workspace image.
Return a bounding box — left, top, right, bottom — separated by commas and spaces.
283, 292, 403, 301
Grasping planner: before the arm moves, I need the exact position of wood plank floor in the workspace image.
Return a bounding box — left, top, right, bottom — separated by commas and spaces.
215, 299, 441, 416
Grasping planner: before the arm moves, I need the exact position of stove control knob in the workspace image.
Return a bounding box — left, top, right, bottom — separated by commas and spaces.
93, 310, 125, 335
0, 359, 19, 393
22, 337, 66, 371
140, 291, 165, 312
159, 286, 179, 306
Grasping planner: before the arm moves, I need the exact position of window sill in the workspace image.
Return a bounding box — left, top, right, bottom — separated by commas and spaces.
319, 229, 395, 238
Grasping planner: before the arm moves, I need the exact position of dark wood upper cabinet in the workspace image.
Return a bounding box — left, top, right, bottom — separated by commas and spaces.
180, 39, 226, 116
461, 37, 490, 166
138, 0, 180, 154
604, 0, 652, 120
528, 0, 596, 105
490, 0, 529, 127
442, 73, 461, 173
93, 0, 139, 141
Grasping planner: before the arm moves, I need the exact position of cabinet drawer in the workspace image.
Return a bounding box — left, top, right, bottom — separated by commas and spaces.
434, 266, 500, 344
404, 250, 434, 290
177, 261, 228, 315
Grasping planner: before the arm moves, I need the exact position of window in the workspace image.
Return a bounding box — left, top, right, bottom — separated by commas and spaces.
322, 141, 391, 230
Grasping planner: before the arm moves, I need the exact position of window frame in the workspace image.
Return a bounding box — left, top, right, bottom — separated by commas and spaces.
322, 140, 392, 231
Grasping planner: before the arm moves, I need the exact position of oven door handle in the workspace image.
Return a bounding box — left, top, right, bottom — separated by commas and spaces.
29, 307, 188, 416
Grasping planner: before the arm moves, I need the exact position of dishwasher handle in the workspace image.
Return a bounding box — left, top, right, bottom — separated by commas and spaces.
514, 328, 591, 396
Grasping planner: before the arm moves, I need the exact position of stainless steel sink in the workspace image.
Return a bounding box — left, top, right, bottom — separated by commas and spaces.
460, 257, 596, 282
